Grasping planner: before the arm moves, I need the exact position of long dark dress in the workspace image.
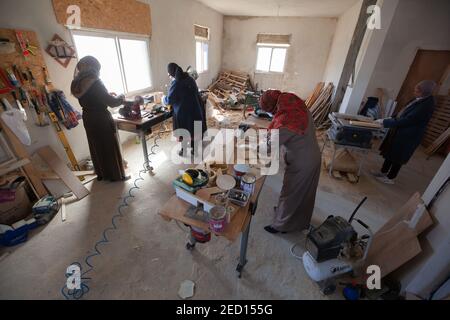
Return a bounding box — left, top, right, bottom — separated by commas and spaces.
77, 80, 125, 181
272, 112, 321, 232
164, 76, 206, 139
380, 96, 435, 165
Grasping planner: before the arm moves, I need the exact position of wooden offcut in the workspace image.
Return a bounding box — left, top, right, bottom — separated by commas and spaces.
37, 146, 89, 200
349, 120, 382, 129
52, 0, 152, 36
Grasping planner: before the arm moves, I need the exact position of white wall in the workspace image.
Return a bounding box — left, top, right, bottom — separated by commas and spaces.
0, 0, 223, 162
322, 0, 362, 88
398, 154, 450, 298
222, 16, 337, 99
339, 0, 399, 114
364, 0, 450, 100
0, 0, 87, 162
144, 0, 223, 91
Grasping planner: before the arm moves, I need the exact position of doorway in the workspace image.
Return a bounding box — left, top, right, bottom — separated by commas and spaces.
396, 49, 450, 112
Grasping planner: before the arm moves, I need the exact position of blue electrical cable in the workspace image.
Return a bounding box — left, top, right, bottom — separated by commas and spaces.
61, 124, 164, 300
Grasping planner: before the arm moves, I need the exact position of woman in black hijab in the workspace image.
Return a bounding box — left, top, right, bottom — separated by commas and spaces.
163, 63, 206, 156
71, 56, 127, 181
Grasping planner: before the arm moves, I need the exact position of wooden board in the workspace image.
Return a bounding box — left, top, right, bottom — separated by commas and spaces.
52, 0, 152, 35
0, 158, 30, 176
349, 120, 382, 129
366, 222, 422, 278
396, 50, 450, 114
39, 170, 95, 180
37, 146, 89, 200
376, 192, 433, 236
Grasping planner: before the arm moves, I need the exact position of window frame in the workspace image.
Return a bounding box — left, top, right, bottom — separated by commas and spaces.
255, 44, 289, 74
195, 39, 209, 74
70, 28, 153, 96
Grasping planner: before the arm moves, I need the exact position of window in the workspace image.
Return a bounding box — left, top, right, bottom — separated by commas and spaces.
256, 46, 288, 73
194, 24, 209, 74
72, 30, 152, 95
196, 40, 209, 74
255, 33, 290, 73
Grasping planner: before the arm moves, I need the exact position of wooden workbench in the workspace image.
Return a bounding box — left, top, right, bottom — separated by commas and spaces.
159, 166, 266, 242
113, 106, 172, 172
158, 127, 268, 277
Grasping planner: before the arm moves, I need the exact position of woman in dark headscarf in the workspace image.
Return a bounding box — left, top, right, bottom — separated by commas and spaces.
260, 90, 321, 234
163, 63, 206, 156
71, 56, 126, 181
373, 80, 436, 184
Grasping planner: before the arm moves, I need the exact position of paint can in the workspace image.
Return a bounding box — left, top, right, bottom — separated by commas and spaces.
240, 173, 256, 195
209, 206, 227, 233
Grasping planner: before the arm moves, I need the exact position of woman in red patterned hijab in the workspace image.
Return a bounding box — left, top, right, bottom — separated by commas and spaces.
259, 90, 321, 234
260, 89, 309, 135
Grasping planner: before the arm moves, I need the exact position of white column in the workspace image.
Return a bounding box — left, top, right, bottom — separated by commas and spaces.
339, 0, 400, 114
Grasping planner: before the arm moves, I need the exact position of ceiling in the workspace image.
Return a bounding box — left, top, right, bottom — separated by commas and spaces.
196, 0, 360, 17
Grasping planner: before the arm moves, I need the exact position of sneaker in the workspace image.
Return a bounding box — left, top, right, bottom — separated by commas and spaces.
376, 176, 395, 185
370, 170, 386, 178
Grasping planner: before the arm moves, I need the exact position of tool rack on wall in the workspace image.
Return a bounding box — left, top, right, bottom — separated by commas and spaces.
0, 28, 81, 198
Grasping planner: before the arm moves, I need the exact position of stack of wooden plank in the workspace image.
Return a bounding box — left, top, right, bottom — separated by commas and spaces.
307, 82, 335, 129
208, 70, 251, 100
305, 82, 325, 108
423, 95, 450, 156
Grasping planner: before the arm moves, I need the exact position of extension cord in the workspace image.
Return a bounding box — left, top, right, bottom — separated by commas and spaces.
61, 125, 164, 299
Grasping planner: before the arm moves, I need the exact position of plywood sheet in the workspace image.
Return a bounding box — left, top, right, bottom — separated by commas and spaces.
366, 222, 422, 278
52, 0, 152, 35
37, 146, 89, 200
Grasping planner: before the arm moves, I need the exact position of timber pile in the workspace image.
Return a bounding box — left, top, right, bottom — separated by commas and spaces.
425, 127, 450, 157
208, 70, 251, 100
422, 95, 450, 155
307, 82, 335, 130
305, 82, 325, 108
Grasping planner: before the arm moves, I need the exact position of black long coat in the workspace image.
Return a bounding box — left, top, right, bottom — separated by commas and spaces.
78, 80, 125, 181
380, 96, 435, 165
163, 76, 206, 140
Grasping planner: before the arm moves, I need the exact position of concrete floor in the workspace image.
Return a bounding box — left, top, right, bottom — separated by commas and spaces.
0, 134, 444, 300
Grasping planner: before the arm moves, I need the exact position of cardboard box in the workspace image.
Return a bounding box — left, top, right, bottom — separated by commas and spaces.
0, 184, 32, 225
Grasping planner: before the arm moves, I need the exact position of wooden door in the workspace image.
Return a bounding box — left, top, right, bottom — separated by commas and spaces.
396, 50, 450, 112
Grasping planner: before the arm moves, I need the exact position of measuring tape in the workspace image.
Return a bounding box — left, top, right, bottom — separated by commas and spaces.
48, 111, 83, 177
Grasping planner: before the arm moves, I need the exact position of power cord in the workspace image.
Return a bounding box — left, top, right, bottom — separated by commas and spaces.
61, 124, 164, 300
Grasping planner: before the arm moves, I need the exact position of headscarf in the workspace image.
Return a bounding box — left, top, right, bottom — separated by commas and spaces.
260, 89, 281, 113
167, 62, 188, 81
71, 56, 101, 98
261, 90, 309, 136
416, 80, 437, 98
